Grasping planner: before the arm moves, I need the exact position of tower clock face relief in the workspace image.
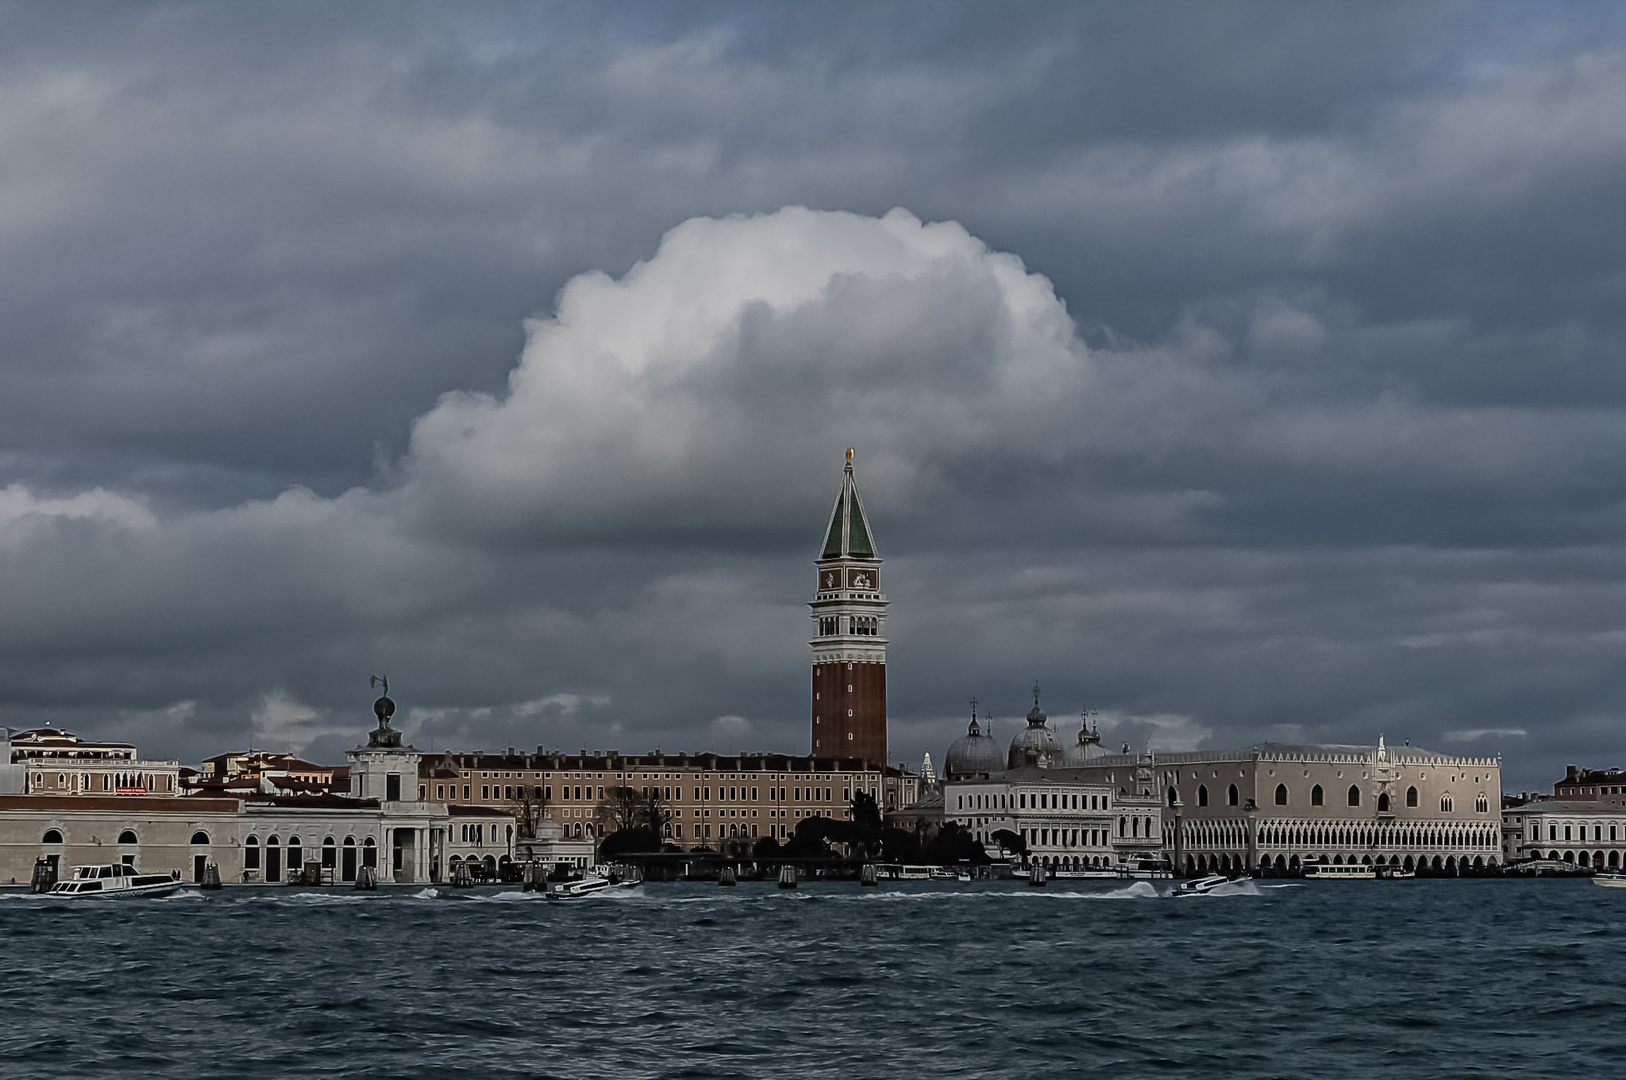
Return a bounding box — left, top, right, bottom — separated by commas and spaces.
847, 568, 878, 591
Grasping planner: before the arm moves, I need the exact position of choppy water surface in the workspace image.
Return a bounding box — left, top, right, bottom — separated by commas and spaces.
0, 878, 1618, 1079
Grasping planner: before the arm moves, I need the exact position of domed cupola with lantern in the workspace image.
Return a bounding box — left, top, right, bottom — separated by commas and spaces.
1059, 710, 1105, 768
1007, 684, 1064, 769
944, 699, 1004, 780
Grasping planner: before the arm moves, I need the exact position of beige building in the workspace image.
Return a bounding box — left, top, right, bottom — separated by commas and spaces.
0, 695, 449, 886
418, 748, 920, 850
1149, 738, 1503, 875
2, 727, 180, 797
0, 791, 447, 886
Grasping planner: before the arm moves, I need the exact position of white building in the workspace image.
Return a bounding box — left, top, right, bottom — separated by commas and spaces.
1503, 799, 1626, 870
944, 766, 1161, 870
940, 696, 1164, 870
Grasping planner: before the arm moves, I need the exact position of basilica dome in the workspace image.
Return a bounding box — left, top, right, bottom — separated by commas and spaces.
1007, 695, 1063, 768
1059, 718, 1104, 768
945, 712, 1003, 780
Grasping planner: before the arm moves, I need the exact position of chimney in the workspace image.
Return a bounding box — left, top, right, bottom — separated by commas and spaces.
1566, 765, 1579, 781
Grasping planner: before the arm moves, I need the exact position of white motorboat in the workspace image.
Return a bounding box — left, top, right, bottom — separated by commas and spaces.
1174, 873, 1231, 896
48, 864, 183, 899
1593, 873, 1626, 889
928, 867, 958, 881
545, 874, 641, 900
1375, 866, 1415, 880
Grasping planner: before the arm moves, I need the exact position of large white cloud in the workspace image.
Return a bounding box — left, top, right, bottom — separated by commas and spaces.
399, 206, 1086, 537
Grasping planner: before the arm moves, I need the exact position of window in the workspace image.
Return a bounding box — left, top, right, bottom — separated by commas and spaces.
42, 829, 62, 844
1475, 794, 1489, 814
463, 785, 471, 800
118, 830, 138, 844
1274, 784, 1288, 806
1348, 785, 1361, 807
1311, 785, 1324, 807
1440, 795, 1453, 813
1197, 785, 1208, 807
482, 786, 490, 800
245, 836, 261, 870
1407, 786, 1419, 808
1378, 793, 1390, 812
386, 774, 401, 801
190, 832, 210, 845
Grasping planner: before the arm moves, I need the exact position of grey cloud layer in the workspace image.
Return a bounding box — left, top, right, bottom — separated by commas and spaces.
0, 3, 1623, 788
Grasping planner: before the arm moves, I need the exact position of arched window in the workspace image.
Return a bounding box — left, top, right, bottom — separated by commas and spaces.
1197, 785, 1208, 807
190, 831, 210, 845
1440, 795, 1453, 812
1167, 787, 1178, 807
1274, 784, 1288, 806
245, 835, 261, 870
1310, 785, 1324, 806
1228, 784, 1239, 806
118, 830, 138, 844
42, 829, 62, 844
1378, 793, 1390, 812
1406, 786, 1419, 808
1348, 785, 1360, 807
1475, 794, 1489, 813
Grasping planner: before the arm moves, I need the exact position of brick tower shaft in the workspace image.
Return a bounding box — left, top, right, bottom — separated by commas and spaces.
809, 449, 888, 767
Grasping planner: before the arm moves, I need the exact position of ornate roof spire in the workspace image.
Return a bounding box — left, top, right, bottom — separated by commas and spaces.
820, 449, 876, 559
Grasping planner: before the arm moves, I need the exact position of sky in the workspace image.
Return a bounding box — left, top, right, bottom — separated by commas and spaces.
2, 2, 1625, 790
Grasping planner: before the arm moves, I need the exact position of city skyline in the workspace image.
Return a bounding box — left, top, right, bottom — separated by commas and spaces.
3, 4, 1626, 790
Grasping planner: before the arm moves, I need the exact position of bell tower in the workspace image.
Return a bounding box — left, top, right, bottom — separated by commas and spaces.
810, 449, 888, 767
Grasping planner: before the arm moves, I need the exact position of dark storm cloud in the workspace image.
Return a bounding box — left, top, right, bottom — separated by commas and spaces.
0, 2, 1624, 790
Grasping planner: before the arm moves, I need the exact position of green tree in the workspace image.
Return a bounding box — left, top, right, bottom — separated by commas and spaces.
923, 822, 990, 865
599, 826, 662, 859
850, 790, 883, 830
990, 828, 1027, 858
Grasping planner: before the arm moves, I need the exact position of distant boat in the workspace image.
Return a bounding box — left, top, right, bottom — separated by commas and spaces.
1594, 873, 1626, 889
1302, 863, 1375, 880
928, 867, 958, 881
1375, 865, 1415, 880
48, 864, 182, 899
874, 864, 933, 881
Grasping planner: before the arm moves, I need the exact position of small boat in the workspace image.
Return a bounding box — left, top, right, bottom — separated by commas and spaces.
1174, 873, 1230, 896
48, 864, 182, 899
1375, 866, 1415, 880
955, 869, 971, 883
1594, 873, 1626, 889
928, 867, 958, 881
545, 874, 641, 900
1302, 863, 1375, 880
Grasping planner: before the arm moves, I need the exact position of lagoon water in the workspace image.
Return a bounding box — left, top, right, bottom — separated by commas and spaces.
0, 878, 1618, 1079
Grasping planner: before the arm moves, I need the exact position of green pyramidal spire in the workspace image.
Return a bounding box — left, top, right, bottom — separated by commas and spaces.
821, 449, 877, 559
